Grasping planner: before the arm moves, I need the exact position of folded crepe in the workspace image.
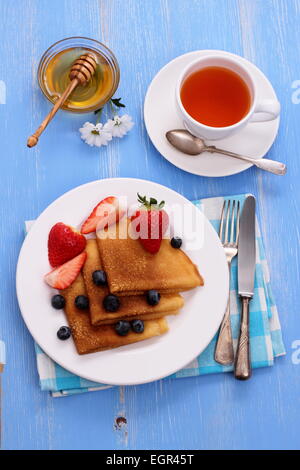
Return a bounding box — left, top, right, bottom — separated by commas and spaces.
82, 239, 184, 325
60, 272, 169, 355
96, 218, 204, 296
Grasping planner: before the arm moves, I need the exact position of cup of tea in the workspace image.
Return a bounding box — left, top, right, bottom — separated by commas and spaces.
175, 54, 280, 140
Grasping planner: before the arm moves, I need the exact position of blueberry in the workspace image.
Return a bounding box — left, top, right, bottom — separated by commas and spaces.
146, 290, 161, 306
103, 294, 120, 312
115, 321, 130, 336
171, 237, 182, 249
51, 294, 65, 310
131, 319, 144, 334
92, 270, 107, 286
57, 326, 71, 340
75, 295, 89, 310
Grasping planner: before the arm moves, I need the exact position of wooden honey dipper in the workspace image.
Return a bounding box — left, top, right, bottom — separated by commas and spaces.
27, 53, 97, 147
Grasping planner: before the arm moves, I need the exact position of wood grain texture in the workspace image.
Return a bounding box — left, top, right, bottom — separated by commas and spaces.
0, 0, 299, 449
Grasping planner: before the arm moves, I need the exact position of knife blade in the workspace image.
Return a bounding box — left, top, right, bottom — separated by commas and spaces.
235, 195, 256, 380
238, 195, 256, 297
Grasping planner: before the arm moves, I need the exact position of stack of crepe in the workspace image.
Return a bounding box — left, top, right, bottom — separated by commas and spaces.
60, 218, 204, 355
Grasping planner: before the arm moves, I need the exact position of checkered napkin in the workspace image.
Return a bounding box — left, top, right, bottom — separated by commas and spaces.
24, 194, 285, 397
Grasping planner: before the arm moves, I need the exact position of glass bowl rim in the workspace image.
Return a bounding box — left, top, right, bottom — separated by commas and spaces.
37, 36, 120, 113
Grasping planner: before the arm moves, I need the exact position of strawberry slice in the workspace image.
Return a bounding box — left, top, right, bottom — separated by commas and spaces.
48, 222, 86, 267
44, 252, 87, 290
81, 196, 125, 234
131, 194, 169, 254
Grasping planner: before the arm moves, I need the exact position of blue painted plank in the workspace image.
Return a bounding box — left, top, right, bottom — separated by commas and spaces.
0, 0, 299, 450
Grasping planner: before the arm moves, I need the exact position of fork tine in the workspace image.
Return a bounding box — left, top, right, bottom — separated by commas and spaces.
224, 200, 230, 245
235, 201, 240, 245
219, 200, 226, 242
230, 200, 236, 244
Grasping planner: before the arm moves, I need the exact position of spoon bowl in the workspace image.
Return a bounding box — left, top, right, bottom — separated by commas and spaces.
166, 129, 206, 155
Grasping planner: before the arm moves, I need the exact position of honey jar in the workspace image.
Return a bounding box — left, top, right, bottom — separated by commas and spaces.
37, 37, 120, 113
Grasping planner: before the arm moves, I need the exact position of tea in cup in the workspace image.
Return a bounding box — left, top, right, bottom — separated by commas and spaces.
176, 55, 280, 140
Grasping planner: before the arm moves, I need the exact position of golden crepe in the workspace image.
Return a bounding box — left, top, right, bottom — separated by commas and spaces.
82, 239, 184, 325
97, 218, 204, 296
60, 273, 169, 355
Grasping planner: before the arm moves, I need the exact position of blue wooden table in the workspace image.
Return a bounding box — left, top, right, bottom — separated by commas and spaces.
1, 0, 299, 450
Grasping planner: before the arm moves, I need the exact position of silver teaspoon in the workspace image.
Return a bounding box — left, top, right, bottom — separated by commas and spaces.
166, 129, 286, 175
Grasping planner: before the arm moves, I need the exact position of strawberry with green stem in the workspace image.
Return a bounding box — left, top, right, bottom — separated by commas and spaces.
131, 193, 169, 254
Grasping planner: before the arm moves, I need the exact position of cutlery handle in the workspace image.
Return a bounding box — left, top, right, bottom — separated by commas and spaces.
234, 296, 252, 380
214, 300, 234, 365
208, 147, 286, 176
214, 265, 234, 365
252, 158, 286, 175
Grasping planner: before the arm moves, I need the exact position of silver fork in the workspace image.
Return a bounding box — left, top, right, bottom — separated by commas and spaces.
214, 200, 240, 365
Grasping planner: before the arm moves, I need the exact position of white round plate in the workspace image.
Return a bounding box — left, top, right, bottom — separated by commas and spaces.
144, 50, 280, 177
16, 178, 228, 385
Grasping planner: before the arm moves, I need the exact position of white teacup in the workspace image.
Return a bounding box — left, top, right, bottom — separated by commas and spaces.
175, 55, 280, 141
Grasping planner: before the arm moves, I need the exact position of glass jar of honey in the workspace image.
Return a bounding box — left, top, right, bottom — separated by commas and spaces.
37, 37, 120, 113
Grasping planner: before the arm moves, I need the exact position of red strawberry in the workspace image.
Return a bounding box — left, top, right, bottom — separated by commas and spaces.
44, 252, 87, 290
48, 222, 86, 267
131, 194, 169, 254
81, 196, 125, 234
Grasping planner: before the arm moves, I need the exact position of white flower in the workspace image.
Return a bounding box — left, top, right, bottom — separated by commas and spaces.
105, 114, 134, 138
79, 122, 112, 147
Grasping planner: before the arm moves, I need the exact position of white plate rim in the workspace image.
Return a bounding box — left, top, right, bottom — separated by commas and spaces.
16, 177, 229, 385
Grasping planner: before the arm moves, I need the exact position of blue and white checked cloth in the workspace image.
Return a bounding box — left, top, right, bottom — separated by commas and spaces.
25, 194, 285, 397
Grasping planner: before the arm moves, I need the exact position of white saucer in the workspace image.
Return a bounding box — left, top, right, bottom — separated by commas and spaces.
144, 50, 280, 177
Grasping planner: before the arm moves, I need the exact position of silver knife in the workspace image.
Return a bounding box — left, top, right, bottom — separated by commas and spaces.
234, 195, 256, 380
